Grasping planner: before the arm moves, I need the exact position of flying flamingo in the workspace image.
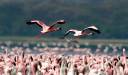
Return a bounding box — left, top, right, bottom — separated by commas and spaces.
26, 19, 66, 38
62, 25, 101, 39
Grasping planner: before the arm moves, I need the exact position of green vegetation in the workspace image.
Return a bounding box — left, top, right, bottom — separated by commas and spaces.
0, 0, 128, 39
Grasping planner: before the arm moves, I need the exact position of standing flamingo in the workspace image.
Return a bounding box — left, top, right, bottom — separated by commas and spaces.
26, 19, 66, 36
62, 25, 101, 38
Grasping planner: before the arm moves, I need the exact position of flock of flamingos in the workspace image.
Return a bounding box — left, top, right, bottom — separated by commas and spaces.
1, 19, 128, 75
26, 19, 101, 39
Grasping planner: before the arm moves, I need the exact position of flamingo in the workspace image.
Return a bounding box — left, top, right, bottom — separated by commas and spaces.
62, 25, 101, 38
26, 19, 66, 36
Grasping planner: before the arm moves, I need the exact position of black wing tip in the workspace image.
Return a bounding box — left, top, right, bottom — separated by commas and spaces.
93, 30, 101, 34
88, 28, 101, 34
97, 30, 101, 34
26, 19, 37, 25
26, 21, 34, 25
57, 19, 66, 24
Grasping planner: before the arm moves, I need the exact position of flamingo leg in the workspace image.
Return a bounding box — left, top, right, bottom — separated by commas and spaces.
35, 33, 44, 39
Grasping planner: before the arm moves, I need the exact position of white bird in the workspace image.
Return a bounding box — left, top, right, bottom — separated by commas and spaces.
26, 19, 66, 34
62, 25, 101, 38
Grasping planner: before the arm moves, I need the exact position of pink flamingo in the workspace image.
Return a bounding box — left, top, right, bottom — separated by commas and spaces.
26, 19, 66, 37
62, 25, 101, 38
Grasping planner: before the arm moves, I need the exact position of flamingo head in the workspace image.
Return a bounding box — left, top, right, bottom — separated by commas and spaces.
56, 19, 66, 24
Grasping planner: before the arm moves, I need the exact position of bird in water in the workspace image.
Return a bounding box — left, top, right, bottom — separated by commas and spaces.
26, 19, 66, 38
61, 25, 101, 39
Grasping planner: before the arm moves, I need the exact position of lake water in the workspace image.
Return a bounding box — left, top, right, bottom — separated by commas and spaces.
0, 40, 128, 55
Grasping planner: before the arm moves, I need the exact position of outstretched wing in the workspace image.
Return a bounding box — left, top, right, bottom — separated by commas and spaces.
26, 19, 48, 28
49, 19, 66, 29
82, 26, 101, 34
61, 29, 76, 39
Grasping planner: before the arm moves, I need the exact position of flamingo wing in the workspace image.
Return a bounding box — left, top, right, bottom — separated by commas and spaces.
82, 26, 101, 34
49, 19, 66, 29
26, 20, 48, 28
61, 29, 76, 38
